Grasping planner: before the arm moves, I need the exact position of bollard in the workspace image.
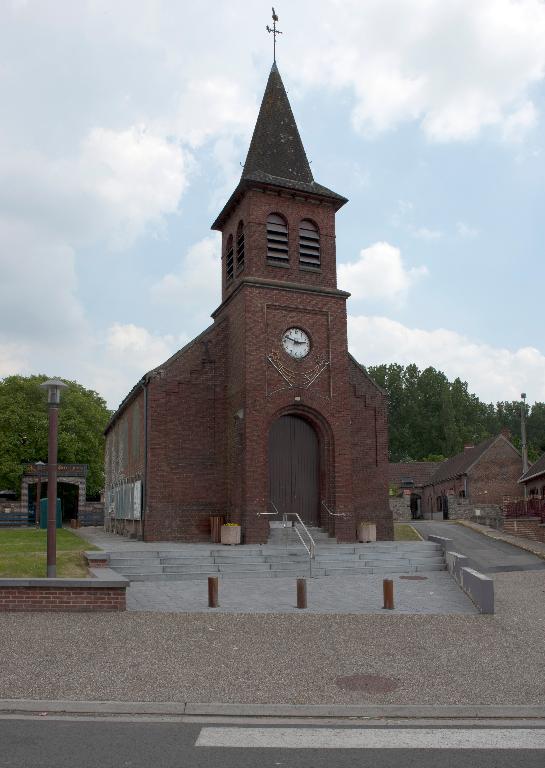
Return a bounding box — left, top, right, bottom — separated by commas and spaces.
296, 577, 307, 609
383, 578, 394, 610
208, 576, 219, 608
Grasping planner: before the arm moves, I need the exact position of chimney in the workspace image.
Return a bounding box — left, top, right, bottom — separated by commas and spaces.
464, 444, 474, 452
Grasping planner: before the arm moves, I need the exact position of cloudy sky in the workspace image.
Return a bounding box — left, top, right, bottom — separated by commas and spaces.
1, 0, 545, 409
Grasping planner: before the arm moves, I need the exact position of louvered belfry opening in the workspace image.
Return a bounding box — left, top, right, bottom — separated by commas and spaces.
236, 221, 245, 271
267, 213, 289, 263
299, 219, 320, 268
226, 234, 234, 281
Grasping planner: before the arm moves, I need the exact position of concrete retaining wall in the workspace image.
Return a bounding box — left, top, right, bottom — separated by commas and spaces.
428, 534, 494, 614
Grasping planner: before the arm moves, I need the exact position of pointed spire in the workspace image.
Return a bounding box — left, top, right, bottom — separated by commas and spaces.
211, 64, 346, 231
242, 63, 314, 186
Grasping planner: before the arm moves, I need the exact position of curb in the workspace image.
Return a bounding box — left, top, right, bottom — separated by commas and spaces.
456, 520, 545, 561
1, 699, 545, 720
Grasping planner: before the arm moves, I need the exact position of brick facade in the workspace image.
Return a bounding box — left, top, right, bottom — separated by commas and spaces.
104, 65, 391, 544
0, 586, 126, 612
421, 435, 522, 517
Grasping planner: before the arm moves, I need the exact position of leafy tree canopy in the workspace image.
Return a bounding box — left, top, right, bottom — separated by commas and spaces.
0, 375, 111, 497
368, 364, 545, 463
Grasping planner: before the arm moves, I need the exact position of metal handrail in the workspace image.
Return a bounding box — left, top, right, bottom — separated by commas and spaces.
266, 502, 316, 574
292, 512, 316, 561
321, 500, 347, 518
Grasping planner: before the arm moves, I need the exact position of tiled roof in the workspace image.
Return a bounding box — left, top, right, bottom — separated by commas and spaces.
520, 452, 545, 482
426, 435, 500, 485
389, 462, 441, 488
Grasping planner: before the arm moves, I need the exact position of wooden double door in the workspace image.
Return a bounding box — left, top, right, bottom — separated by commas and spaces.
268, 415, 320, 525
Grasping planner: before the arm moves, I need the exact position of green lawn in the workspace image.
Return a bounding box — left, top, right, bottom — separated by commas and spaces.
0, 529, 99, 578
394, 523, 422, 541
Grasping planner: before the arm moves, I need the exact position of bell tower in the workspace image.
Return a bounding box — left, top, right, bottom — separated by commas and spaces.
212, 63, 347, 298
206, 61, 391, 545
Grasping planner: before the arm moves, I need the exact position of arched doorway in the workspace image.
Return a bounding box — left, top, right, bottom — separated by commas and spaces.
269, 414, 320, 525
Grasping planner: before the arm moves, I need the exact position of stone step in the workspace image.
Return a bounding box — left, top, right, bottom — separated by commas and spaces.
163, 564, 220, 574
217, 563, 270, 573
160, 556, 216, 565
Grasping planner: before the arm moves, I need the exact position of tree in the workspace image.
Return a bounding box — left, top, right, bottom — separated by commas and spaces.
0, 375, 111, 497
368, 363, 545, 463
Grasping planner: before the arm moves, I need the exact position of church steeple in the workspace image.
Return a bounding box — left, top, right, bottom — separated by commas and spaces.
212, 64, 346, 231
242, 63, 314, 187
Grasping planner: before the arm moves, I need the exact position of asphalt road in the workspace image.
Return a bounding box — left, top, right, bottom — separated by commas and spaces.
1, 718, 545, 768
412, 521, 545, 574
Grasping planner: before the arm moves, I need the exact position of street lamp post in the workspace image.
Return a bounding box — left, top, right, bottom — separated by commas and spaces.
521, 392, 529, 504
40, 379, 67, 577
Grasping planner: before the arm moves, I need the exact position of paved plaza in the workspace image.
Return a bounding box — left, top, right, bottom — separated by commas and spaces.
127, 572, 478, 614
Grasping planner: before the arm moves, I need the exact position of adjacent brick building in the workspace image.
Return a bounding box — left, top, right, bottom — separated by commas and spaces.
519, 452, 545, 498
104, 63, 392, 543
421, 433, 522, 519
388, 462, 441, 520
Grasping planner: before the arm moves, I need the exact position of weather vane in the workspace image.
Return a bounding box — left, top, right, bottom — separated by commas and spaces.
266, 7, 282, 63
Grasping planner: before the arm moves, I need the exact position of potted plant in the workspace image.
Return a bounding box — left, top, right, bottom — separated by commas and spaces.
220, 522, 241, 545
357, 521, 377, 543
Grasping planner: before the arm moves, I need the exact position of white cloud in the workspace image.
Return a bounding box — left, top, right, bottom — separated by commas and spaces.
338, 242, 428, 303
151, 235, 222, 319
106, 323, 177, 365
80, 126, 190, 248
89, 323, 189, 408
294, 0, 545, 142
501, 101, 538, 143
457, 221, 479, 239
348, 315, 545, 403
0, 218, 87, 344
410, 226, 442, 241
0, 341, 28, 377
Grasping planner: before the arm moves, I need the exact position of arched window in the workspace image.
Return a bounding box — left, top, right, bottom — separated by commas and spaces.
299, 219, 320, 268
236, 221, 245, 271
226, 234, 234, 282
266, 213, 289, 264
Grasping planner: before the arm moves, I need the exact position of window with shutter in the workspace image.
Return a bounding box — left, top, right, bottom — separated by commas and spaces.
299, 219, 320, 268
226, 234, 234, 281
266, 213, 289, 264
236, 221, 245, 271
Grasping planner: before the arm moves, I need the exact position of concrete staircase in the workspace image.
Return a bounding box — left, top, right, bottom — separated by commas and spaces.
107, 527, 445, 582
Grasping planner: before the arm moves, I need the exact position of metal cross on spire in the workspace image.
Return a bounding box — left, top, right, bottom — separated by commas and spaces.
266, 7, 282, 63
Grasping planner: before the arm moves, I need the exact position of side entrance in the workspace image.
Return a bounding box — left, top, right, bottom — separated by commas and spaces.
268, 414, 320, 525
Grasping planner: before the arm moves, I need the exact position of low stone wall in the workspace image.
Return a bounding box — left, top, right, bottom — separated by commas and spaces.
389, 497, 411, 521
0, 568, 128, 612
79, 501, 104, 527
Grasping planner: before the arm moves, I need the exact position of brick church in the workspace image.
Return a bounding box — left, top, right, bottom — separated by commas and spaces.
104, 63, 392, 543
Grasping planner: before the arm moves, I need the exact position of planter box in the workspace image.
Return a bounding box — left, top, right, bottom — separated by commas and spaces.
358, 522, 376, 543
221, 525, 241, 545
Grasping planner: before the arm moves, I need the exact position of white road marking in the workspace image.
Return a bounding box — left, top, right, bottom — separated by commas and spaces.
195, 727, 545, 749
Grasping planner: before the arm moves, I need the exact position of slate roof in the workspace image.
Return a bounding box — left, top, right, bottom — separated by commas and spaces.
425, 435, 504, 486
212, 64, 347, 230
389, 462, 442, 489
520, 452, 545, 483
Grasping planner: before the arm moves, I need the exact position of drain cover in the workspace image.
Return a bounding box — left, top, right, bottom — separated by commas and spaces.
399, 575, 428, 580
335, 674, 399, 694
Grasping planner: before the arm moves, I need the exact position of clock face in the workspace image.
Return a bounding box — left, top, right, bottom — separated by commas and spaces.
282, 327, 310, 359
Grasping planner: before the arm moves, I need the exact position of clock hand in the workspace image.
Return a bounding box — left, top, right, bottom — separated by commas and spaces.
286, 336, 306, 344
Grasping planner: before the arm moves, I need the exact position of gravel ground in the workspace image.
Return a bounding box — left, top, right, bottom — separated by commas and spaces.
1, 570, 545, 706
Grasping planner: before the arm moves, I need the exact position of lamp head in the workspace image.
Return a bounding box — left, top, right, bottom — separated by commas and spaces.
40, 378, 67, 405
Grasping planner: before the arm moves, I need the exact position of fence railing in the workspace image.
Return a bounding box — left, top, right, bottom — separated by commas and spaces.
504, 497, 545, 521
